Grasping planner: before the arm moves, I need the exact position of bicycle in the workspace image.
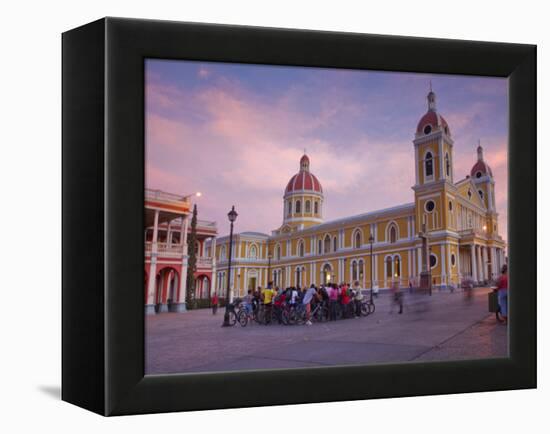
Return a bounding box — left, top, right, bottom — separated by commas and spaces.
360, 299, 376, 316
310, 301, 329, 323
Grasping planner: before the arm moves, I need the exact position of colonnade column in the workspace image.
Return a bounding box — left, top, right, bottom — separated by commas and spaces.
476, 245, 483, 282
145, 209, 160, 314
470, 244, 478, 283
482, 247, 489, 283
441, 244, 447, 287
174, 215, 189, 312
210, 238, 217, 298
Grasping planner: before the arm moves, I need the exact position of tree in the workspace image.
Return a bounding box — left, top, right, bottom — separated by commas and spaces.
186, 204, 198, 309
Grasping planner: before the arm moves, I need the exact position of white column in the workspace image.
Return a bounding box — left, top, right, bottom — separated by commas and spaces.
407, 250, 412, 283
477, 246, 485, 280
470, 244, 477, 282
210, 238, 217, 296
482, 247, 489, 282
146, 210, 160, 313
175, 215, 189, 311
374, 254, 379, 289
417, 246, 422, 275
456, 245, 461, 280
441, 243, 447, 286
491, 247, 497, 279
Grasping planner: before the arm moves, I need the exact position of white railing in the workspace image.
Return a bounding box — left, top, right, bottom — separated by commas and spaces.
197, 257, 213, 267
145, 188, 189, 204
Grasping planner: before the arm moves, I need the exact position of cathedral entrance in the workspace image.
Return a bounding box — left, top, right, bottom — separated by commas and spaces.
321, 264, 332, 285
247, 269, 258, 291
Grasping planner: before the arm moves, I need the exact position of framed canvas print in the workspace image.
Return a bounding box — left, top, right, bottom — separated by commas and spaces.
62, 17, 536, 416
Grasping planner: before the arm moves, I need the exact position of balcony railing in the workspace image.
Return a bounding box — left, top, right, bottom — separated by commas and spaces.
145, 188, 189, 204
197, 257, 213, 267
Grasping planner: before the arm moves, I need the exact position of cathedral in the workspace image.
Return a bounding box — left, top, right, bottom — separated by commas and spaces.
211, 89, 507, 298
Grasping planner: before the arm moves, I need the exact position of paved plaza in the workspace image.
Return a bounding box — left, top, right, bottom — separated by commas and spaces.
145, 287, 508, 375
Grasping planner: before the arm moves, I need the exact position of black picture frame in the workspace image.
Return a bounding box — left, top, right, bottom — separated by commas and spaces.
62, 17, 536, 416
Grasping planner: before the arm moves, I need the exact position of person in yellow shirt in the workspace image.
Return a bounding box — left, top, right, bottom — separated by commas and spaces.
261, 284, 274, 324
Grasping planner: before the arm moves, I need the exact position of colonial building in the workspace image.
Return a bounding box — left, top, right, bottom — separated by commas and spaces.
144, 189, 217, 314
212, 90, 506, 299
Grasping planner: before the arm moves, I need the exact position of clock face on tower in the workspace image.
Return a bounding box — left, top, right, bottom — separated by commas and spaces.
423, 124, 432, 135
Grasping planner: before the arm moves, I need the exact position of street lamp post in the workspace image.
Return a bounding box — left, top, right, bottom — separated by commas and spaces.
369, 233, 374, 302
222, 205, 238, 327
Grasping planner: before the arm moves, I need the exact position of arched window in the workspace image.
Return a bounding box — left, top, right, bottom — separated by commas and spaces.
478, 189, 484, 199
305, 200, 311, 213
322, 264, 332, 284
324, 235, 331, 254
314, 201, 319, 214
352, 261, 358, 281
394, 256, 401, 278
299, 241, 305, 257
249, 245, 257, 259
220, 245, 226, 260
445, 153, 450, 177
358, 260, 364, 281
276, 244, 281, 260
354, 231, 362, 249
425, 152, 433, 177
389, 225, 397, 243
386, 256, 392, 279
287, 200, 292, 216
318, 239, 322, 255
296, 268, 301, 287
295, 200, 301, 213
333, 236, 338, 252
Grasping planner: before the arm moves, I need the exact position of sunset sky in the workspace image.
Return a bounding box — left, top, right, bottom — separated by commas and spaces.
145, 59, 508, 240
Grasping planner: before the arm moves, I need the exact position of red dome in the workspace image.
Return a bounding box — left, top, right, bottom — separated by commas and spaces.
470, 161, 493, 178
470, 145, 493, 177
416, 111, 450, 135
285, 171, 323, 194
285, 154, 323, 194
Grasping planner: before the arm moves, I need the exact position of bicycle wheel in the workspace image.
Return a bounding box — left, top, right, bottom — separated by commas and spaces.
238, 310, 248, 327
291, 307, 305, 325
228, 310, 237, 326
319, 306, 330, 322
360, 302, 369, 316
368, 302, 376, 314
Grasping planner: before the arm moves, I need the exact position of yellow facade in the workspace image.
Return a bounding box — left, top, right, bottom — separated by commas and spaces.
210, 90, 506, 297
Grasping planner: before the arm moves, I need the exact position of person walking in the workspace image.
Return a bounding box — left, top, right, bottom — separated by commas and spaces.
389, 280, 403, 314
496, 264, 508, 324
302, 284, 317, 325
211, 292, 218, 315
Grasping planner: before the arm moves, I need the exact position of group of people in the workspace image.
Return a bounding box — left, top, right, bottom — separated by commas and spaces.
239, 281, 369, 326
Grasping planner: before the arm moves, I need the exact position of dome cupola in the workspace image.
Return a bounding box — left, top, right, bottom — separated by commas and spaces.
285, 153, 323, 194
470, 143, 493, 178
278, 153, 324, 233
416, 87, 451, 137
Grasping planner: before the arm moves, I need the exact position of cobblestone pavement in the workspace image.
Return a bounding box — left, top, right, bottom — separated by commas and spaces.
145, 287, 508, 375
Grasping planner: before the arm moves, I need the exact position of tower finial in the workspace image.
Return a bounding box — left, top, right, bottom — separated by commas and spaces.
427, 85, 436, 111
477, 140, 483, 161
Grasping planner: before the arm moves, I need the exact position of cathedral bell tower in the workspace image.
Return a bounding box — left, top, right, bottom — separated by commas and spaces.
412, 88, 456, 234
